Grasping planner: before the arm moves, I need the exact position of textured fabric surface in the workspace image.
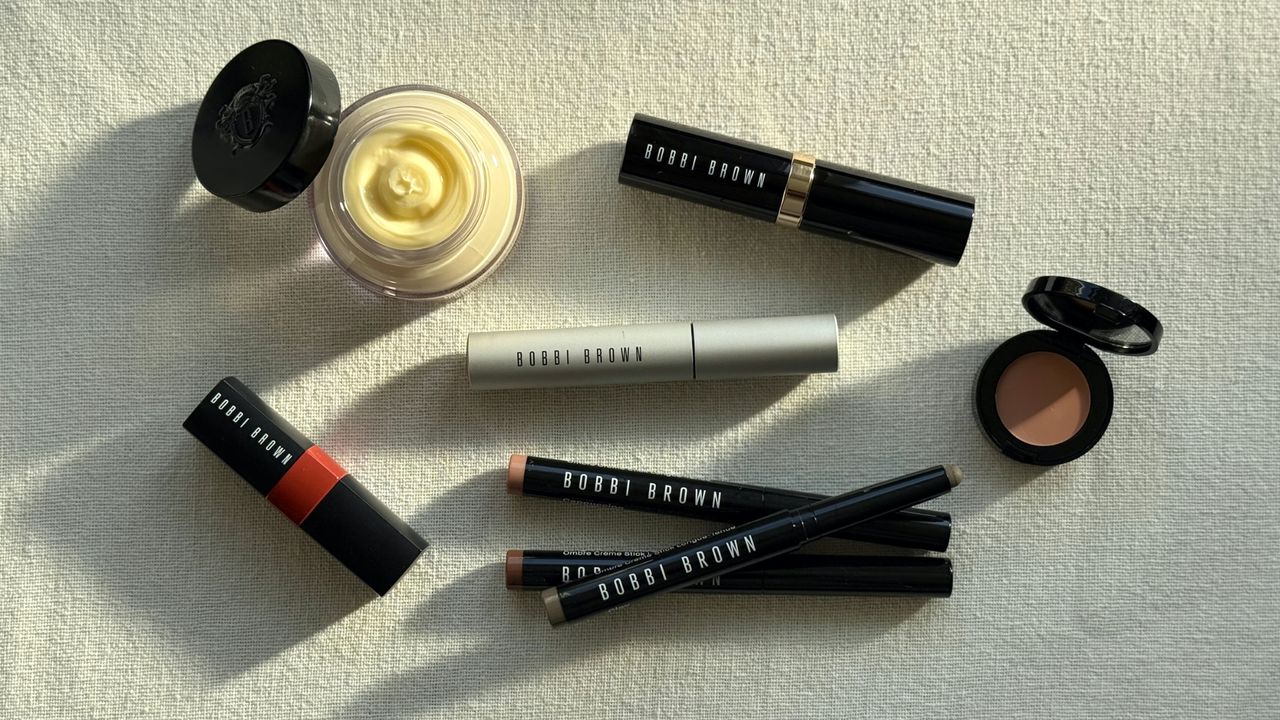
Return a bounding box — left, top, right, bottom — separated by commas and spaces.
3, 2, 1279, 718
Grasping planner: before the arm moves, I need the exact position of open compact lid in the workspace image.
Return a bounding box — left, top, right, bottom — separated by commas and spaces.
192, 40, 342, 212
1022, 276, 1163, 356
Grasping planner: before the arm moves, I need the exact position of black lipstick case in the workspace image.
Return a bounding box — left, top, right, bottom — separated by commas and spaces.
184, 377, 427, 595
619, 113, 974, 266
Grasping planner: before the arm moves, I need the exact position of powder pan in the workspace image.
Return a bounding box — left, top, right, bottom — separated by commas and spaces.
974, 277, 1163, 466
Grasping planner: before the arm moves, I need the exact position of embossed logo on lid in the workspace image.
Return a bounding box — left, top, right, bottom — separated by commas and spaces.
215, 74, 277, 154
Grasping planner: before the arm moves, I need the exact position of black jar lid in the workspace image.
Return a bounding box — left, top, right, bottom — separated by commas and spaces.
192, 40, 342, 212
1021, 276, 1163, 356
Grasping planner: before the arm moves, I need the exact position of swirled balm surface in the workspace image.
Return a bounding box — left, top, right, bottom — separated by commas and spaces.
341, 121, 476, 250
313, 85, 524, 300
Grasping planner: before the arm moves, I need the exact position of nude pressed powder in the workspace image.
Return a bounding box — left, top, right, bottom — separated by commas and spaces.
994, 351, 1091, 446
975, 277, 1163, 466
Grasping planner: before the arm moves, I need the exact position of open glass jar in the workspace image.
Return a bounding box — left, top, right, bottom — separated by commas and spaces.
193, 41, 525, 300
312, 86, 523, 299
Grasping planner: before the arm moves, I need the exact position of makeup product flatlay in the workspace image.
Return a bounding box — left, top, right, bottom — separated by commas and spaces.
192, 39, 524, 299
507, 551, 953, 597
509, 455, 951, 551
540, 465, 960, 625
468, 314, 839, 390
178, 40, 1176, 632
619, 114, 975, 266
183, 377, 427, 594
975, 276, 1163, 465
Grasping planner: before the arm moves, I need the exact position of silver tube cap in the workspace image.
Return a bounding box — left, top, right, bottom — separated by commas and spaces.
693, 314, 839, 380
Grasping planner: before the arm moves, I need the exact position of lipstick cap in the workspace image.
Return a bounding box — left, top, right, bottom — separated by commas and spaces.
799, 161, 973, 266
183, 377, 426, 595
192, 40, 342, 212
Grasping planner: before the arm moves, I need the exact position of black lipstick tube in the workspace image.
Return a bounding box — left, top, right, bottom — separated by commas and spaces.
618, 114, 974, 266
508, 550, 952, 597
541, 465, 960, 625
509, 455, 951, 551
183, 377, 427, 595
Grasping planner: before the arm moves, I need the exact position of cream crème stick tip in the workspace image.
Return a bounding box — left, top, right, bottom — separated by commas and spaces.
504, 550, 523, 588
944, 465, 963, 488
541, 587, 567, 626
507, 454, 528, 494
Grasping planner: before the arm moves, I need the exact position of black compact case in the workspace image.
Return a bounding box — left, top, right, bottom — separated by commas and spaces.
975, 277, 1163, 465
184, 377, 427, 594
618, 114, 974, 266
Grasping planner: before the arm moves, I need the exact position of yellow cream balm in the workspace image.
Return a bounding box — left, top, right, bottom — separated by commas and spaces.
341, 121, 476, 250
313, 86, 524, 300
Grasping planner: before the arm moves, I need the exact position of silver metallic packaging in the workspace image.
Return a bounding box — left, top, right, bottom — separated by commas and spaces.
467, 314, 839, 390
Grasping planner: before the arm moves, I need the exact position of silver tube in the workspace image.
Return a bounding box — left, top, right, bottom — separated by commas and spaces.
467, 314, 838, 390
692, 314, 839, 380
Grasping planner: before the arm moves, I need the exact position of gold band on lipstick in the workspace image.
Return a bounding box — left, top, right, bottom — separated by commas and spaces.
776, 152, 816, 227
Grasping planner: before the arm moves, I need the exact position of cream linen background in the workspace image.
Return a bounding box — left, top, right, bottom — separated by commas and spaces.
2, 1, 1278, 718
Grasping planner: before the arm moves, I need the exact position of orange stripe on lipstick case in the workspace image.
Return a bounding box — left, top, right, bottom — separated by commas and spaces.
266, 446, 346, 524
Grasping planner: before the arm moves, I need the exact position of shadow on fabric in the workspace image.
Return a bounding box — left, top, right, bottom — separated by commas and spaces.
515, 142, 932, 328
336, 557, 928, 717
4, 104, 444, 676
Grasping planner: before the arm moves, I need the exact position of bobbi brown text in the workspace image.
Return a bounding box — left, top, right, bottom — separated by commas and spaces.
643, 143, 768, 189
561, 471, 723, 508
207, 391, 294, 466
596, 534, 757, 600
514, 345, 643, 368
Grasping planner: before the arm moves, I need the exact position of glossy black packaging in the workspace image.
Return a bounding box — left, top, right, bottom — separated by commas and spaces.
192, 40, 341, 212
512, 455, 951, 551
508, 550, 952, 597
183, 377, 427, 595
618, 114, 974, 266
975, 277, 1164, 465
541, 465, 959, 625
